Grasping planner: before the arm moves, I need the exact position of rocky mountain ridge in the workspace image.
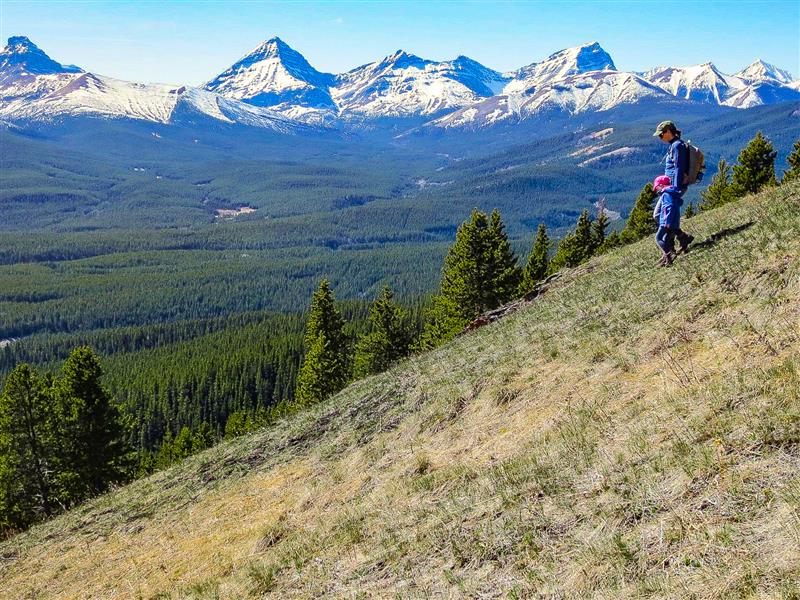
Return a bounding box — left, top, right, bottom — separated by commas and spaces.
1, 36, 798, 131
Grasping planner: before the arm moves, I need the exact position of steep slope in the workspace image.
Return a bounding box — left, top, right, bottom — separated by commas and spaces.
2, 183, 799, 598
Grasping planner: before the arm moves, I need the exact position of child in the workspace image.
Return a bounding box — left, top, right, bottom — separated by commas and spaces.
652, 175, 680, 266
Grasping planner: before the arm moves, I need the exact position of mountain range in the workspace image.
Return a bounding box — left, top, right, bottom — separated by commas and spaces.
1, 35, 799, 133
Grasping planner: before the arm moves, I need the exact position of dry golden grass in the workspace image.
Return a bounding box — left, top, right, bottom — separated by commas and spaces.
2, 183, 799, 599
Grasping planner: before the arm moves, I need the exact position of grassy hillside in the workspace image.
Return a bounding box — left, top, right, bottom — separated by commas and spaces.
2, 182, 799, 598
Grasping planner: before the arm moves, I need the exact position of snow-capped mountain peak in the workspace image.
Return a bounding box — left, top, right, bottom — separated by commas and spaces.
248, 36, 291, 59
641, 61, 739, 104
204, 36, 335, 111
503, 41, 616, 95
735, 59, 794, 84
332, 50, 508, 117
641, 59, 800, 108
0, 35, 82, 78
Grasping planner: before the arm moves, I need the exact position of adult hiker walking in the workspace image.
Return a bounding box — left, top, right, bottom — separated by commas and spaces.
653, 120, 695, 265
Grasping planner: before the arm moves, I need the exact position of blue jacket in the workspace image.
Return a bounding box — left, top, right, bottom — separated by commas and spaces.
664, 138, 688, 195
658, 190, 683, 228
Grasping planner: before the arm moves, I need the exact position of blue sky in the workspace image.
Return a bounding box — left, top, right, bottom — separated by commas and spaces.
1, 1, 798, 85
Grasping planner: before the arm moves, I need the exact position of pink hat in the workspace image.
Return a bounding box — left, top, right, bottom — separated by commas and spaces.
653, 175, 671, 192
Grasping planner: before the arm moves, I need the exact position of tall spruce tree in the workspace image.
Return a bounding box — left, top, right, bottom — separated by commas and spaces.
0, 364, 55, 532
295, 280, 350, 405
699, 159, 737, 211
520, 223, 550, 294
782, 138, 800, 184
420, 209, 521, 347
620, 183, 658, 243
486, 210, 523, 303
732, 131, 777, 196
52, 347, 130, 503
550, 209, 594, 271
354, 286, 413, 377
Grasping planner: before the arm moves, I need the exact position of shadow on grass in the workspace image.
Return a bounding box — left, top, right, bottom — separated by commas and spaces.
689, 221, 755, 252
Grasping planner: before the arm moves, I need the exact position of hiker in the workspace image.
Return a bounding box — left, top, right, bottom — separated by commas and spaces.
653, 121, 694, 261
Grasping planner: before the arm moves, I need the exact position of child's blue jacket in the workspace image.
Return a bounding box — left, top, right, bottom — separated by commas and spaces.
658, 191, 683, 228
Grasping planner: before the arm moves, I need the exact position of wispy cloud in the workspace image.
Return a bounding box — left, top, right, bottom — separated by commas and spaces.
330, 17, 344, 25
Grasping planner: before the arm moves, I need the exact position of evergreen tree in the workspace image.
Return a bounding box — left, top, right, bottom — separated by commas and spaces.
0, 364, 55, 532
420, 209, 521, 347
699, 159, 737, 211
224, 411, 249, 439
295, 280, 350, 405
598, 230, 622, 253
732, 131, 777, 196
486, 210, 523, 303
782, 138, 800, 184
154, 430, 175, 469
520, 223, 550, 294
51, 347, 130, 503
620, 183, 658, 243
354, 286, 413, 377
684, 202, 695, 218
590, 211, 610, 254
550, 210, 594, 271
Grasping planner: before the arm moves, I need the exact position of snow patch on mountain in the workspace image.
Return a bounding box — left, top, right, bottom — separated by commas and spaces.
735, 60, 794, 84
579, 146, 638, 166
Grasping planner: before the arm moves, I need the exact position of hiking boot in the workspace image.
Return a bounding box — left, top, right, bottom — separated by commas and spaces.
677, 234, 695, 255
660, 251, 675, 267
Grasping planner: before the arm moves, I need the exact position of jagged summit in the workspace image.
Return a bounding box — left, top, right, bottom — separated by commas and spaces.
373, 49, 428, 70
545, 41, 616, 70
735, 59, 794, 84
0, 35, 82, 77
204, 36, 336, 110
642, 62, 738, 104
504, 41, 616, 95
333, 50, 506, 117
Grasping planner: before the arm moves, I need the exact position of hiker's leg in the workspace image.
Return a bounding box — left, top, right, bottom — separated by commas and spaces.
655, 227, 670, 253
655, 227, 674, 265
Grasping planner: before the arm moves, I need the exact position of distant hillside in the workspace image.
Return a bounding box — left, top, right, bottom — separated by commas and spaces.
2, 182, 798, 598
